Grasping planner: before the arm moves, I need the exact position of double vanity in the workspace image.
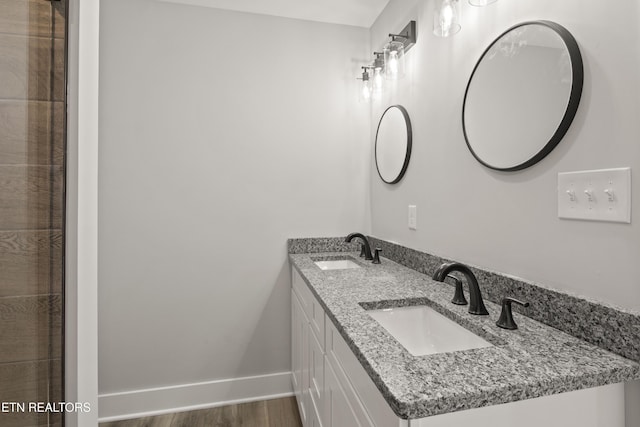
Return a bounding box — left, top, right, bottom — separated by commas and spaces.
287, 14, 638, 427
289, 239, 639, 427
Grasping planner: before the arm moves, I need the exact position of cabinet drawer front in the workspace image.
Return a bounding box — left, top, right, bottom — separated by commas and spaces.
309, 295, 326, 350
292, 267, 312, 313
325, 319, 398, 427
325, 355, 373, 427
292, 267, 325, 350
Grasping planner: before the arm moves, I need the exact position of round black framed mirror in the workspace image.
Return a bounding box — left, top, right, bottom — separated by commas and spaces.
462, 21, 583, 171
375, 105, 412, 184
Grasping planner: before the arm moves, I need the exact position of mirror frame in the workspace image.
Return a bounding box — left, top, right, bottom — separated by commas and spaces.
462, 20, 584, 171
375, 105, 413, 184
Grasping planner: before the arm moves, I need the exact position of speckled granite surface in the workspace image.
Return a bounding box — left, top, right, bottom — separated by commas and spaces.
288, 237, 359, 254
367, 237, 640, 364
289, 237, 640, 364
288, 248, 640, 419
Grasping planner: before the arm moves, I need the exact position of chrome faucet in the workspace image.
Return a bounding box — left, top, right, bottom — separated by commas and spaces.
345, 233, 373, 260
432, 262, 489, 315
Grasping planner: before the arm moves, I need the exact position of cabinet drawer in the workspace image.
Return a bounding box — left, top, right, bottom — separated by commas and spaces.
309, 294, 325, 350
324, 351, 374, 427
325, 318, 399, 427
292, 267, 312, 313
292, 267, 325, 350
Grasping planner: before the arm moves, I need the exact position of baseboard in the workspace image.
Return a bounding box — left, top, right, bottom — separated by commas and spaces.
98, 371, 293, 422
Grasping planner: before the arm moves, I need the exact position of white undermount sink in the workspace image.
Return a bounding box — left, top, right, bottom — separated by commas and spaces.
367, 305, 493, 356
314, 259, 361, 270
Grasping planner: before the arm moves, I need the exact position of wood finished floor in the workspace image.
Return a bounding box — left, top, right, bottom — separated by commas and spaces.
99, 397, 302, 427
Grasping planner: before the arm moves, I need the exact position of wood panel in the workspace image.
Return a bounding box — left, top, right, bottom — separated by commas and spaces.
0, 359, 62, 427
0, 4, 66, 427
51, 0, 66, 40
100, 397, 303, 427
0, 34, 64, 101
265, 397, 303, 427
0, 230, 62, 297
0, 0, 53, 38
0, 165, 63, 230
0, 100, 64, 165
0, 294, 62, 363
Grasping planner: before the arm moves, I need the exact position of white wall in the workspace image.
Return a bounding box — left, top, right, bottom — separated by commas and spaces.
98, 0, 370, 416
370, 0, 640, 311
369, 0, 640, 425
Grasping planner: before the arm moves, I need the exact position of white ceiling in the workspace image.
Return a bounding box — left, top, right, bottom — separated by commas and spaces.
158, 0, 390, 28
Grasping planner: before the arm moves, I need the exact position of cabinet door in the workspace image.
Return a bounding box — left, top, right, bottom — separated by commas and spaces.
325, 361, 366, 427
292, 290, 309, 425
309, 392, 324, 427
309, 326, 325, 425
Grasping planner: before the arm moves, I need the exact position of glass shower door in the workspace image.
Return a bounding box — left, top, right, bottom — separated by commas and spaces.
0, 0, 66, 426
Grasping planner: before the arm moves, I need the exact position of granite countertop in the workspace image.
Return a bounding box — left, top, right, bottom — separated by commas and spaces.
289, 252, 640, 420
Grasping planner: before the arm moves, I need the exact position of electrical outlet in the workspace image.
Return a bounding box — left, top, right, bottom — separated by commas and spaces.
408, 205, 417, 230
558, 168, 631, 223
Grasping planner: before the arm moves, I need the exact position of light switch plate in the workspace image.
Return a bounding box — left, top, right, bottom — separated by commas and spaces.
558, 168, 631, 223
408, 205, 417, 230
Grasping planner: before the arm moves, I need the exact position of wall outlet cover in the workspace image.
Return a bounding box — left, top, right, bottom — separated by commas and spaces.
408, 205, 417, 230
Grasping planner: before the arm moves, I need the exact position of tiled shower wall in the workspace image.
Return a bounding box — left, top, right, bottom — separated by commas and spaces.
0, 1, 65, 426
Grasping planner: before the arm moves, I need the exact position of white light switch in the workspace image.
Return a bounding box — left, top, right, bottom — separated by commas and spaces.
408, 205, 417, 230
558, 168, 631, 223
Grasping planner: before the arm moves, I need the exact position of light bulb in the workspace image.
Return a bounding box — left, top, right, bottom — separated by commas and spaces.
469, 0, 497, 6
388, 51, 399, 78
361, 79, 372, 101
440, 0, 454, 34
434, 0, 460, 37
373, 68, 383, 97
383, 41, 404, 80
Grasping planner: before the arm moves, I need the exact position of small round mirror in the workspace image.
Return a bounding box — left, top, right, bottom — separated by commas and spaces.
375, 105, 412, 184
462, 21, 583, 171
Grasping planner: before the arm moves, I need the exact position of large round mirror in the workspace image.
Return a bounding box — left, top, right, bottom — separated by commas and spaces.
375, 105, 412, 184
462, 21, 583, 171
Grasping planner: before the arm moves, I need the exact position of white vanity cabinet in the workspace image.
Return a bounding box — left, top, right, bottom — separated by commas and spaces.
292, 267, 400, 427
292, 267, 328, 426
291, 267, 626, 427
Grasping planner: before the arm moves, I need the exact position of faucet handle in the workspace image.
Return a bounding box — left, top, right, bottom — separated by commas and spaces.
446, 274, 468, 306
372, 248, 382, 264
496, 297, 530, 330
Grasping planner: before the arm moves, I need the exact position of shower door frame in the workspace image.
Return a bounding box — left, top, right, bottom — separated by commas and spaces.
65, 0, 99, 425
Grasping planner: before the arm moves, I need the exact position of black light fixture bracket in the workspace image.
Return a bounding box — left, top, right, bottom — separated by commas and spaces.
388, 20, 417, 53
372, 52, 385, 69
358, 66, 373, 81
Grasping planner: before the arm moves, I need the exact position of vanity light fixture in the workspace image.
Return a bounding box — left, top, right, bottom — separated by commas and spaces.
356, 21, 417, 101
358, 67, 373, 101
384, 21, 417, 80
433, 0, 461, 37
